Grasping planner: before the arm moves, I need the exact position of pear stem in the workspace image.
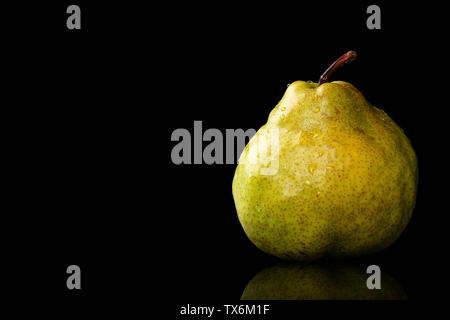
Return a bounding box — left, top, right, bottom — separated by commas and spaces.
318, 51, 357, 86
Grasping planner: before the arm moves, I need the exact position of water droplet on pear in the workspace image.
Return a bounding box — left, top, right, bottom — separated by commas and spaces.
308, 163, 318, 175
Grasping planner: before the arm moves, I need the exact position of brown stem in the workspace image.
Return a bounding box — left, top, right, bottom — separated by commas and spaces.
318, 51, 357, 86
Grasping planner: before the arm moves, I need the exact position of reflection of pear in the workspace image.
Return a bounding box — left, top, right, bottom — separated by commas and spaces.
241, 262, 407, 300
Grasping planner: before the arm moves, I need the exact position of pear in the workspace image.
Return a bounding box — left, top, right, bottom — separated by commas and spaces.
241, 262, 407, 300
232, 51, 418, 261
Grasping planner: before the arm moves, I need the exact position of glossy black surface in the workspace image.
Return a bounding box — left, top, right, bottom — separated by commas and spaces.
4, 0, 445, 315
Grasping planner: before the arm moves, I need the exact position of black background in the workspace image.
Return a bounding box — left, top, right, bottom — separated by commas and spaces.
4, 0, 447, 316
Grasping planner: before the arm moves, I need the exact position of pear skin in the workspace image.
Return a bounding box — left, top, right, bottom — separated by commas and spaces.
232, 80, 418, 261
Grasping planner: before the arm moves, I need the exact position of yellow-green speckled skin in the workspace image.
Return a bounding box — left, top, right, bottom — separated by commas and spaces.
232, 81, 418, 261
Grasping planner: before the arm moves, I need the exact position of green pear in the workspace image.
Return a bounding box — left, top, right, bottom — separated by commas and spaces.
241, 262, 407, 300
232, 51, 418, 261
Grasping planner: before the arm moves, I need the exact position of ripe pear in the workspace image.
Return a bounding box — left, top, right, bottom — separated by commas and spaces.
232, 51, 418, 261
241, 262, 407, 300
